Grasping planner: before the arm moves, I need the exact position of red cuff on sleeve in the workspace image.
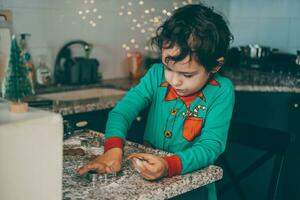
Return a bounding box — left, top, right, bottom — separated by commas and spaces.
163, 155, 182, 177
103, 137, 124, 152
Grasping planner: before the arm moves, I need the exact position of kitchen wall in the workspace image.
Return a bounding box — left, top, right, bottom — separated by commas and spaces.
0, 0, 229, 81
3, 0, 299, 80
229, 0, 300, 54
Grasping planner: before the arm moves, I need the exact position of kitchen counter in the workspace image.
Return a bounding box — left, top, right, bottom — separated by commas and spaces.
63, 130, 222, 200
26, 67, 300, 116
47, 94, 124, 116
221, 68, 300, 93
34, 68, 300, 94
27, 79, 134, 116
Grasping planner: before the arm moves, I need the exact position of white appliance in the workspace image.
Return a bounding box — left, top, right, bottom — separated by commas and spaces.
0, 99, 63, 200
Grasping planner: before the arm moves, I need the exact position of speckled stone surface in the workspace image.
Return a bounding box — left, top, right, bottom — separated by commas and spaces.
63, 131, 223, 200
220, 68, 300, 93
22, 68, 299, 116
49, 95, 124, 116
234, 85, 300, 93
34, 68, 300, 94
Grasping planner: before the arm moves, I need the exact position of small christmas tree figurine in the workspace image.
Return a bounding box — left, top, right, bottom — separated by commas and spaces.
1, 35, 34, 112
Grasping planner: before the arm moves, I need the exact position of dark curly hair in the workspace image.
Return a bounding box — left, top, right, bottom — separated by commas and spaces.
151, 4, 233, 72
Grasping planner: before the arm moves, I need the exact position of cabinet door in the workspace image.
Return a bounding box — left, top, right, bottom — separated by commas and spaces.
233, 91, 291, 132
63, 108, 112, 134
126, 106, 149, 144
281, 93, 300, 200
63, 107, 149, 144
217, 91, 293, 200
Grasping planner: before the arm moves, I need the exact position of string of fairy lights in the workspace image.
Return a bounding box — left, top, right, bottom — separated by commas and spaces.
119, 0, 200, 54
76, 0, 199, 54
77, 0, 103, 27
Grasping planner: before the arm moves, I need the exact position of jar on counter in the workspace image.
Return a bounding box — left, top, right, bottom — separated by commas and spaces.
296, 50, 300, 66
127, 51, 143, 80
296, 51, 300, 85
36, 62, 51, 86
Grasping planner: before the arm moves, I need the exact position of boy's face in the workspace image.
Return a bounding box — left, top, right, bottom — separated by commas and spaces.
162, 46, 211, 97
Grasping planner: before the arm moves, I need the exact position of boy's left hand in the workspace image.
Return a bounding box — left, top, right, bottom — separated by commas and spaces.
127, 153, 168, 180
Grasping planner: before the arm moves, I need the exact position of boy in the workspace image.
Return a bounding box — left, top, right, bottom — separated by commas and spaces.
78, 3, 234, 199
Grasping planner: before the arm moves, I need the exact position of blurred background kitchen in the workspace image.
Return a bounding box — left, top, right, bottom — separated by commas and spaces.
1, 0, 300, 82
0, 0, 300, 200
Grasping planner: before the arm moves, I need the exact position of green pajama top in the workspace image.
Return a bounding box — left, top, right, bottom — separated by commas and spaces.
104, 63, 235, 200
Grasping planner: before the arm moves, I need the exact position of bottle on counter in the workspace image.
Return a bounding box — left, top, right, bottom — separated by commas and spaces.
127, 51, 143, 80
36, 61, 51, 86
296, 50, 300, 84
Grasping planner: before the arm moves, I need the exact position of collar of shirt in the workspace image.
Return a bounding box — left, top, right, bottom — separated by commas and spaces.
160, 79, 220, 108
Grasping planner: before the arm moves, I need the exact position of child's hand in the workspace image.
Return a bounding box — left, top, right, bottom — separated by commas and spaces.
77, 148, 123, 175
127, 153, 168, 180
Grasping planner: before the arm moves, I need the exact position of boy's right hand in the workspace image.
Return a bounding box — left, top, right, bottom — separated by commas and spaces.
77, 148, 123, 175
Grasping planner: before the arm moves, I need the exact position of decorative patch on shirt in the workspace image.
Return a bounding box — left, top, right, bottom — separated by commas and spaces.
181, 105, 206, 118
183, 116, 203, 141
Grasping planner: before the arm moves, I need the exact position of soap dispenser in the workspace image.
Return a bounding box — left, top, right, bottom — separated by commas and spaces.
19, 33, 35, 86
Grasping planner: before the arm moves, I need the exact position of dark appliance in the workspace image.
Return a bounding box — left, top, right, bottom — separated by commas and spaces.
263, 52, 297, 72
225, 45, 298, 72
54, 40, 100, 85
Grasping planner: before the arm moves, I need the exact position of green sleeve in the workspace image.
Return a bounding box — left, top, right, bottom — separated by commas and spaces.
104, 64, 162, 140
177, 79, 235, 174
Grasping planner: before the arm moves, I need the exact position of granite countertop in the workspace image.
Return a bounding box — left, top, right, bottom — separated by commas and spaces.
26, 79, 135, 116
221, 68, 300, 93
47, 94, 124, 116
34, 68, 300, 94
63, 130, 222, 200
25, 68, 300, 116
